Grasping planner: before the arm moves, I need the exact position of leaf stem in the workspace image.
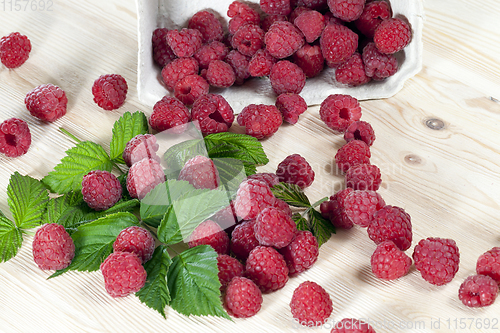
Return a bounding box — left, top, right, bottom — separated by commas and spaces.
59, 128, 82, 144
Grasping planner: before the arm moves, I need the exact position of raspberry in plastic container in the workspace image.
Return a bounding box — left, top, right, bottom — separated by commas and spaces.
320, 23, 358, 67
166, 28, 203, 58
335, 52, 371, 87
161, 57, 199, 91
205, 60, 236, 88
374, 17, 412, 54
264, 21, 305, 59
293, 10, 326, 43
188, 10, 224, 43
292, 44, 324, 78
193, 41, 228, 69
269, 60, 307, 95
152, 28, 177, 68
231, 24, 265, 57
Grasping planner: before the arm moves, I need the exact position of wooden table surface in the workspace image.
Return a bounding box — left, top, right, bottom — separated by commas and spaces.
1, 0, 500, 332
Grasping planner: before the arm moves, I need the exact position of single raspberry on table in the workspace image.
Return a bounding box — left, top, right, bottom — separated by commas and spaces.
320, 188, 355, 229
279, 230, 319, 275
92, 74, 128, 111
331, 318, 377, 333
188, 220, 229, 255
254, 206, 297, 248
354, 0, 392, 38
193, 41, 229, 69
205, 60, 236, 88
166, 28, 203, 58
335, 52, 371, 87
152, 28, 177, 68
126, 157, 165, 199
264, 21, 305, 59
32, 223, 75, 271
100, 251, 147, 297
275, 93, 308, 125
343, 189, 385, 227
248, 49, 276, 77
293, 44, 325, 78
0, 118, 31, 158
113, 226, 156, 264
269, 60, 306, 95
237, 103, 283, 139
476, 247, 500, 284
373, 17, 412, 54
224, 277, 263, 318
161, 57, 199, 91
233, 179, 276, 220
0, 32, 31, 68
191, 93, 234, 135
217, 254, 244, 291
261, 14, 288, 32
81, 170, 122, 211
24, 83, 67, 122
246, 172, 280, 188
371, 240, 412, 280
335, 140, 371, 173
245, 245, 289, 292
227, 1, 261, 35
320, 23, 358, 67
344, 120, 376, 147
412, 237, 460, 286
178, 155, 220, 190
225, 50, 251, 85
345, 164, 382, 191
458, 274, 498, 308
188, 10, 224, 43
231, 24, 265, 57
327, 0, 365, 22
368, 205, 412, 251
362, 42, 398, 80
260, 0, 292, 15
290, 281, 333, 327
149, 96, 190, 133
294, 10, 326, 43
276, 153, 315, 189
320, 94, 362, 133
122, 134, 160, 168
230, 220, 260, 260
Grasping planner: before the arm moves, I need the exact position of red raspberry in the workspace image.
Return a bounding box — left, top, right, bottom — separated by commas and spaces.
345, 164, 382, 191
81, 170, 122, 211
100, 251, 147, 297
297, 0, 328, 10
476, 247, 500, 284
231, 24, 265, 57
261, 14, 288, 32
362, 42, 398, 80
275, 93, 308, 124
255, 206, 297, 248
260, 0, 292, 15
0, 118, 31, 158
178, 155, 220, 190
245, 245, 289, 292
122, 134, 160, 168
373, 17, 412, 54
224, 277, 263, 318
206, 60, 236, 88
113, 226, 156, 264
320, 188, 354, 229
368, 205, 412, 251
174, 74, 209, 105
126, 157, 165, 199
193, 41, 229, 69
412, 237, 460, 286
92, 74, 128, 111
149, 96, 190, 132
166, 28, 203, 58
293, 44, 325, 78
272, 197, 293, 216
270, 60, 306, 95
247, 172, 280, 187
32, 223, 75, 270
217, 254, 244, 291
324, 11, 346, 25
188, 10, 224, 43
161, 57, 199, 91
191, 94, 234, 135
0, 32, 31, 68
248, 49, 276, 77
230, 220, 260, 260
458, 274, 498, 308
152, 28, 177, 68
264, 21, 305, 59
188, 220, 229, 255
289, 6, 311, 23
320, 94, 362, 133
234, 179, 276, 220
290, 281, 333, 327
237, 103, 282, 139
276, 153, 315, 189
24, 83, 67, 122
211, 202, 239, 233
344, 120, 376, 146
335, 140, 371, 173
227, 1, 261, 35
354, 0, 392, 38
294, 10, 326, 43
279, 230, 319, 275
370, 240, 412, 280
320, 24, 358, 67
327, 0, 365, 22
331, 318, 376, 333
335, 52, 371, 87
343, 189, 385, 227
225, 50, 251, 85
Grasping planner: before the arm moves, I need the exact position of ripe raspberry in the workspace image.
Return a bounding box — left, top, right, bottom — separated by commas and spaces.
294, 10, 326, 43
320, 94, 362, 133
272, 198, 293, 216
205, 60, 236, 88
276, 154, 315, 189
81, 170, 122, 211
100, 251, 147, 297
320, 188, 354, 229
231, 24, 265, 57
289, 6, 311, 23
245, 245, 289, 292
237, 103, 282, 139
193, 41, 229, 69
275, 93, 308, 124
188, 10, 224, 43
211, 202, 239, 232
227, 1, 261, 35
0, 32, 31, 68
297, 0, 328, 10
122, 134, 160, 168
344, 120, 376, 147
32, 223, 75, 270
0, 118, 31, 158
152, 28, 177, 68
373, 17, 412, 54
191, 94, 234, 135
335, 140, 371, 173
331, 318, 376, 333
328, 0, 365, 21
92, 74, 128, 111
264, 21, 305, 59
270, 60, 306, 95
335, 52, 371, 87
370, 240, 412, 280
149, 96, 190, 133
217, 254, 244, 291
279, 230, 319, 275
178, 155, 220, 190
224, 277, 263, 318
248, 49, 276, 77
345, 164, 382, 191
355, 0, 392, 38
161, 57, 199, 91
368, 205, 412, 251
166, 28, 203, 58
412, 237, 460, 286
261, 14, 288, 32
234, 179, 276, 220
458, 274, 498, 308
24, 83, 67, 122
290, 281, 333, 327
188, 220, 229, 255
362, 42, 398, 80
476, 247, 500, 284
320, 23, 358, 67
113, 226, 155, 264
343, 190, 385, 227
174, 74, 209, 105
230, 220, 260, 260
225, 50, 251, 85
255, 206, 297, 248
126, 157, 165, 199
260, 0, 292, 15
247, 172, 280, 187
293, 44, 325, 78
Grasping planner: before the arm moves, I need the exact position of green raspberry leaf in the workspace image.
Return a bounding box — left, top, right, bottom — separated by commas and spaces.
307, 208, 335, 248
212, 157, 247, 198
109, 111, 149, 164
85, 199, 140, 221
167, 245, 229, 319
136, 245, 172, 318
292, 212, 309, 231
0, 212, 23, 262
271, 182, 311, 208
43, 192, 89, 229
42, 141, 113, 194
204, 132, 269, 166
